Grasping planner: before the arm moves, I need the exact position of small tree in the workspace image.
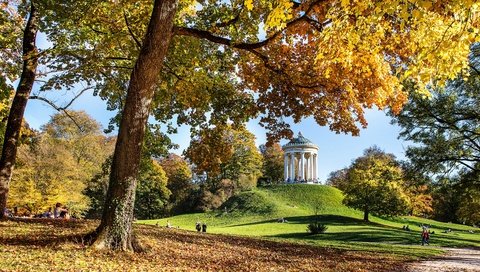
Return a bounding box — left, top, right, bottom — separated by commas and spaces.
135, 159, 171, 219
342, 147, 410, 221
326, 168, 349, 191
307, 204, 327, 234
160, 154, 193, 215
259, 143, 284, 185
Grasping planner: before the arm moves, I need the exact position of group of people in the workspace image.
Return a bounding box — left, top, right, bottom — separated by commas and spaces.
403, 224, 434, 246
3, 203, 70, 219
37, 203, 70, 219
195, 221, 207, 232
402, 225, 411, 231
285, 177, 321, 184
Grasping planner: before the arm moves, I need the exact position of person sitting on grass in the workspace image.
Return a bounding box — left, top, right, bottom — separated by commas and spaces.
42, 208, 54, 218
54, 203, 69, 219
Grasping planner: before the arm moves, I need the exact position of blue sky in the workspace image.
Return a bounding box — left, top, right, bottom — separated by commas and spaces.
24, 91, 408, 181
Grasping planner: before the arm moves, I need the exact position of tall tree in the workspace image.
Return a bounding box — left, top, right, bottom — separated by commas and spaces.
159, 154, 193, 215
391, 44, 480, 223
0, 0, 98, 218
0, 1, 23, 148
91, 0, 178, 251
0, 1, 39, 218
342, 147, 410, 221
392, 44, 480, 176
134, 158, 170, 219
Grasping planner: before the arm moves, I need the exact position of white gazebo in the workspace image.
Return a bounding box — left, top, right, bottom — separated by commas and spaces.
282, 132, 319, 183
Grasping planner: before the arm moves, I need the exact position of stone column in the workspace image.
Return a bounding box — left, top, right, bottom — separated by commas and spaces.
308, 152, 313, 179
313, 153, 317, 180
284, 153, 288, 182
290, 153, 295, 181
305, 153, 309, 181
300, 152, 305, 180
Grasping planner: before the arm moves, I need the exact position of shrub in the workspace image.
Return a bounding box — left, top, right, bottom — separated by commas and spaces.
307, 222, 328, 234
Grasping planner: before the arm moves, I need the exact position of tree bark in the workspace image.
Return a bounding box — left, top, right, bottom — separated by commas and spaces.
91, 0, 178, 251
0, 2, 39, 219
363, 209, 369, 222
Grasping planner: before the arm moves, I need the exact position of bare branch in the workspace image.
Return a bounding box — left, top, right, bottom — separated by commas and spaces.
29, 86, 94, 132
62, 86, 94, 110
123, 10, 142, 49
29, 96, 83, 131
105, 56, 133, 61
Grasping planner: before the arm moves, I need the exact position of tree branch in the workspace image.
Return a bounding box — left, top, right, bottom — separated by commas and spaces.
29, 96, 83, 131
123, 10, 142, 49
174, 0, 328, 50
29, 86, 93, 131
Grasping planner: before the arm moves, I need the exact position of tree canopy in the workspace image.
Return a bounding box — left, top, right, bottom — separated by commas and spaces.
259, 143, 284, 185
342, 147, 410, 221
33, 0, 480, 140
185, 124, 262, 187
392, 44, 480, 176
9, 111, 113, 217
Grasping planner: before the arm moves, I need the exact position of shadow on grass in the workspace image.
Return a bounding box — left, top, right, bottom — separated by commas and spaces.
0, 218, 97, 247
269, 228, 421, 244
226, 214, 385, 228
389, 217, 476, 233
221, 215, 480, 247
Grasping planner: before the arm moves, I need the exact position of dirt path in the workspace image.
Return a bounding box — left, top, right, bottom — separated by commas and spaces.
408, 248, 480, 272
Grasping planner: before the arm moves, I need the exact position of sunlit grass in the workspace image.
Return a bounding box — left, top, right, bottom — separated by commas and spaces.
140, 184, 479, 259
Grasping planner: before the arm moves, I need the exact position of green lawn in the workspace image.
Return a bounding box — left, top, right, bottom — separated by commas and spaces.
140, 184, 480, 259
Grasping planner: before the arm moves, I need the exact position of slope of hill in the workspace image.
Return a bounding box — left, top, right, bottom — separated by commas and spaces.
140, 184, 479, 257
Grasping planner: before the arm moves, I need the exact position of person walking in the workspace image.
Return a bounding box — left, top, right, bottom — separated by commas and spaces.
421, 227, 430, 246
195, 221, 201, 232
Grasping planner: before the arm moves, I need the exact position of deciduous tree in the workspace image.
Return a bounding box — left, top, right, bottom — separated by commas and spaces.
259, 143, 284, 185
185, 125, 262, 188
342, 147, 410, 221
0, 1, 39, 218
159, 154, 193, 215
392, 44, 480, 176
326, 168, 349, 191
9, 111, 112, 216
0, 0, 100, 218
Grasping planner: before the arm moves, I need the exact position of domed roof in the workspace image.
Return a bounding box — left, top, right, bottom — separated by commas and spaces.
282, 132, 318, 150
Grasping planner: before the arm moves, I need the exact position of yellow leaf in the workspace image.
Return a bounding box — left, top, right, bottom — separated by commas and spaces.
245, 0, 253, 11
419, 0, 432, 10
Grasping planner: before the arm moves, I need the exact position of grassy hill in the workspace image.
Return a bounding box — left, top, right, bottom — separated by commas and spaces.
140, 184, 480, 258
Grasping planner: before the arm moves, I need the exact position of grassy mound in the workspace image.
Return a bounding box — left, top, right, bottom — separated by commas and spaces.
259, 184, 355, 216
220, 191, 276, 215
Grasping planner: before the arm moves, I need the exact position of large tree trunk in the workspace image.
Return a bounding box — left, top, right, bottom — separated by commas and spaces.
91, 0, 178, 251
0, 2, 39, 219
